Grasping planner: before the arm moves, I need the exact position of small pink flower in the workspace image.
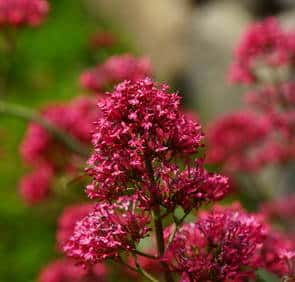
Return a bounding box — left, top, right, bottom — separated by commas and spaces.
64, 196, 150, 265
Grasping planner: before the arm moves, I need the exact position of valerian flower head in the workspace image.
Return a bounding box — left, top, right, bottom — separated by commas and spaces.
21, 96, 97, 168
19, 96, 98, 204
154, 159, 229, 212
0, 0, 49, 27
228, 17, 295, 85
86, 78, 208, 208
38, 258, 106, 282
57, 203, 95, 251
64, 196, 150, 265
207, 111, 271, 172
165, 204, 266, 281
80, 54, 152, 93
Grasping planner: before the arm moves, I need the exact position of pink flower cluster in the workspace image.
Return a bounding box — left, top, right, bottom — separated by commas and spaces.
38, 258, 106, 282
61, 78, 229, 272
86, 78, 227, 210
0, 0, 49, 27
207, 112, 295, 171
80, 54, 152, 92
207, 111, 272, 172
228, 17, 295, 85
19, 96, 97, 204
64, 196, 150, 265
165, 204, 294, 281
208, 18, 295, 172
154, 160, 229, 211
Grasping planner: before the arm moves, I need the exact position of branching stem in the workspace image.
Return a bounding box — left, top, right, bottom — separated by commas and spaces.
0, 100, 90, 157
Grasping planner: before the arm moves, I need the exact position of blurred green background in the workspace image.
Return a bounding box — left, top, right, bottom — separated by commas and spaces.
0, 1, 131, 280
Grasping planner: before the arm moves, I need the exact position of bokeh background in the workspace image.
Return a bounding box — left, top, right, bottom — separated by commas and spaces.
1, 0, 295, 281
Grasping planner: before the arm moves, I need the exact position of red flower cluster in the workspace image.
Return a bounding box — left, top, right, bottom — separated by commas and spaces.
20, 96, 98, 204
228, 17, 295, 85
154, 160, 229, 211
57, 203, 95, 251
207, 111, 271, 172
80, 54, 152, 93
86, 78, 227, 211
64, 196, 150, 265
0, 0, 49, 27
209, 18, 295, 172
166, 204, 294, 281
166, 204, 265, 281
38, 258, 106, 282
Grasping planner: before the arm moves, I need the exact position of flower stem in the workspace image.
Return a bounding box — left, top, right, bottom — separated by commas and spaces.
0, 100, 90, 157
134, 255, 159, 282
167, 210, 191, 250
134, 250, 158, 260
144, 155, 174, 282
118, 256, 159, 282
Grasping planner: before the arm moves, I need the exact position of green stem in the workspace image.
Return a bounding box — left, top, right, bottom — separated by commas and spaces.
0, 100, 90, 158
167, 210, 191, 250
118, 256, 159, 282
134, 250, 158, 260
134, 255, 159, 282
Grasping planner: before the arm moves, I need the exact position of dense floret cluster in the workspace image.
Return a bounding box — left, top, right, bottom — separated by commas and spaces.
64, 196, 150, 264
86, 78, 228, 211
165, 204, 294, 281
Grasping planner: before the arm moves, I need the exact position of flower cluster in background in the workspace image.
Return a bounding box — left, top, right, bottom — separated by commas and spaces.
19, 96, 98, 204
0, 0, 49, 27
80, 54, 152, 93
208, 18, 295, 174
